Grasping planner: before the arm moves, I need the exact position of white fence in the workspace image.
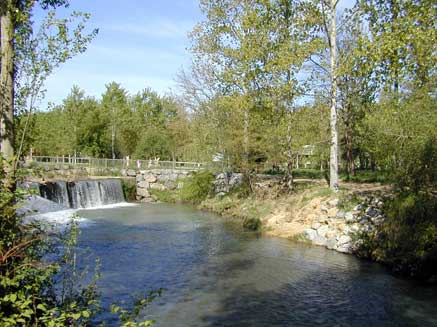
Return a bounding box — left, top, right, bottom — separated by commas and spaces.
29, 156, 206, 171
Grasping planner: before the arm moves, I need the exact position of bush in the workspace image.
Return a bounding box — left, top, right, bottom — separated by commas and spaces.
121, 178, 137, 201
242, 217, 262, 231
179, 171, 214, 204
356, 193, 437, 280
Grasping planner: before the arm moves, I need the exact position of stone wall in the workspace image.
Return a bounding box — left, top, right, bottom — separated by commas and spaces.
134, 169, 193, 202
302, 197, 385, 254
213, 172, 244, 196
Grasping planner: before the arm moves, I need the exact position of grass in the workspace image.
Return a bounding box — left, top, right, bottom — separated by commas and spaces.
199, 194, 272, 231
340, 170, 391, 184
300, 185, 333, 206
149, 189, 178, 203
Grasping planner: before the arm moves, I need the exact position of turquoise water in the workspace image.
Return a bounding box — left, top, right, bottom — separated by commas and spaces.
77, 203, 437, 326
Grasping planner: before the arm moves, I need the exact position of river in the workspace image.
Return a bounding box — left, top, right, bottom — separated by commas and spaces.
75, 203, 437, 326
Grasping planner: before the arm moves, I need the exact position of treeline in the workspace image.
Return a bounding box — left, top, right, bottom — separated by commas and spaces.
24, 83, 194, 161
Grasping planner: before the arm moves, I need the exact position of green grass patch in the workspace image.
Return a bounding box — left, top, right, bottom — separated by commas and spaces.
293, 169, 324, 179
149, 189, 179, 203
301, 186, 333, 206
340, 170, 391, 184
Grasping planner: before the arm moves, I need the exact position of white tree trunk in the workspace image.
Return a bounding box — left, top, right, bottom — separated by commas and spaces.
329, 0, 339, 191
243, 107, 249, 170
0, 2, 15, 160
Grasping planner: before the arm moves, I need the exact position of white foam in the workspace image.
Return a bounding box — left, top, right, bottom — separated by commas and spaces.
79, 202, 139, 211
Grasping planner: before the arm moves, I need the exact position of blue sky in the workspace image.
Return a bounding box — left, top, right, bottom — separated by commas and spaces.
36, 0, 355, 109
36, 0, 201, 108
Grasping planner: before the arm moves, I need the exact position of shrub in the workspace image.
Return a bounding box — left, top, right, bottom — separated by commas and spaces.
242, 217, 262, 231
356, 193, 437, 280
179, 171, 214, 204
121, 178, 137, 201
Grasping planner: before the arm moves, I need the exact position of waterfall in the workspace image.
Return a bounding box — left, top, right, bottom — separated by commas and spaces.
39, 179, 125, 209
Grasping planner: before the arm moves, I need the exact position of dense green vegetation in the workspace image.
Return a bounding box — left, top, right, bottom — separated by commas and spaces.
26, 85, 193, 161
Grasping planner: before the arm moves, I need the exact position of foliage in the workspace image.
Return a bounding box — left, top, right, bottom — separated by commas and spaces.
121, 179, 137, 202
242, 217, 262, 231
179, 171, 214, 204
356, 193, 437, 280
148, 189, 178, 203
13, 3, 98, 159
111, 289, 163, 327
0, 168, 100, 326
27, 86, 190, 161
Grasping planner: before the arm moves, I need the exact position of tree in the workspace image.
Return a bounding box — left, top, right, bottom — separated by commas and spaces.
0, 0, 16, 160
101, 82, 128, 159
0, 0, 97, 164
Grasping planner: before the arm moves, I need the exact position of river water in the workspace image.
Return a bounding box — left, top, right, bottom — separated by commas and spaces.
76, 203, 437, 327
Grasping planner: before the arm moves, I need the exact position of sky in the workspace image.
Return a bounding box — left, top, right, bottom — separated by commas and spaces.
35, 0, 202, 108
35, 0, 355, 109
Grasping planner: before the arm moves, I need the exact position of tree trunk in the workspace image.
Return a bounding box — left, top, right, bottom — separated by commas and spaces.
285, 121, 294, 190
243, 106, 249, 171
329, 0, 339, 191
0, 1, 14, 160
345, 116, 355, 176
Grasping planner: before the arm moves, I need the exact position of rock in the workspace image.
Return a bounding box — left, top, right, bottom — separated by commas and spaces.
336, 211, 346, 219
320, 204, 328, 213
313, 235, 327, 247
318, 215, 329, 224
144, 174, 157, 183
336, 244, 352, 253
317, 225, 330, 238
136, 188, 150, 198
345, 212, 355, 222
303, 229, 317, 241
135, 174, 144, 182
326, 238, 337, 250
325, 230, 337, 239
353, 204, 364, 211
140, 197, 155, 203
229, 174, 243, 188
149, 183, 166, 191
327, 207, 338, 218
337, 235, 352, 245
216, 173, 226, 180
365, 206, 380, 217
216, 192, 227, 197
120, 169, 127, 176
328, 198, 340, 207
311, 222, 321, 230
165, 180, 176, 190
137, 181, 150, 189
126, 169, 136, 177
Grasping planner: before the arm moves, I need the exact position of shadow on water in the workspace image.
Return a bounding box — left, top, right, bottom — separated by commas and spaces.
75, 204, 437, 327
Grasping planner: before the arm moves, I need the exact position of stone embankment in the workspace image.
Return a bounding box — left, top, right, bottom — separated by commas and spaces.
126, 169, 193, 202
301, 197, 385, 253
213, 172, 243, 195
